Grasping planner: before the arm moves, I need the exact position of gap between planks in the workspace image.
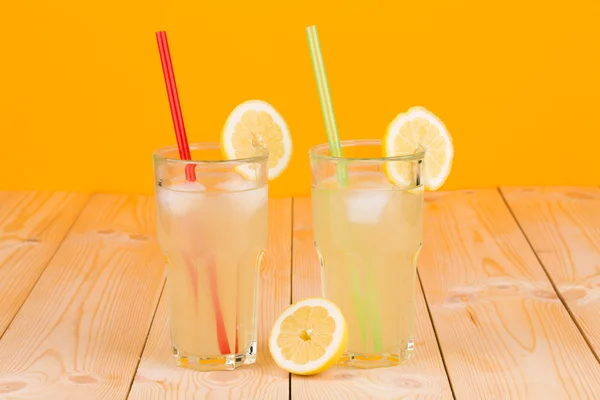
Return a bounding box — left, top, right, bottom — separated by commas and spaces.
498, 187, 600, 366
417, 269, 457, 400
0, 191, 91, 340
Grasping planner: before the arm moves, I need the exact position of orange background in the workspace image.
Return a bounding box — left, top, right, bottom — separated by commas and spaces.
1, 0, 599, 197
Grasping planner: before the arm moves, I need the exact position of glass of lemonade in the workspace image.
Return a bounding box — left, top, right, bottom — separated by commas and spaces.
153, 142, 269, 371
309, 139, 424, 369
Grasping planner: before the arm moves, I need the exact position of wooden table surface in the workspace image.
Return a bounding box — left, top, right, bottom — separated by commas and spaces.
1, 188, 599, 399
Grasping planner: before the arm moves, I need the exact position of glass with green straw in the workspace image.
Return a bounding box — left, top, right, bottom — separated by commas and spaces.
307, 25, 425, 368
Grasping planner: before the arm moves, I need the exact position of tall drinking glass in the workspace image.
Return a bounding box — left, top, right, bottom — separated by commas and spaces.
153, 142, 269, 371
310, 139, 424, 369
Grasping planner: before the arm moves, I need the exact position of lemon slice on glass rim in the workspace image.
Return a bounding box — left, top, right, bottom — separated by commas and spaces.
269, 297, 348, 376
383, 106, 454, 190
221, 100, 292, 180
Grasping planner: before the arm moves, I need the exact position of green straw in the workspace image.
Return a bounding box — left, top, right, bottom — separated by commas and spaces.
306, 25, 382, 354
347, 257, 368, 350
306, 25, 347, 184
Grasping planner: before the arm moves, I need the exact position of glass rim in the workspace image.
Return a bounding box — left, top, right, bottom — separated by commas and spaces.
308, 139, 426, 162
153, 142, 269, 165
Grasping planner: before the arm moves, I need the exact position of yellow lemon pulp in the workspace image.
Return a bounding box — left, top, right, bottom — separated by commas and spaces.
222, 100, 292, 180
278, 305, 334, 364
383, 106, 453, 190
269, 298, 348, 375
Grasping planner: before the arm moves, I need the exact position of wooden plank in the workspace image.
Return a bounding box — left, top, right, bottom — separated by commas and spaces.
0, 194, 165, 399
128, 198, 292, 400
501, 186, 600, 358
291, 197, 453, 400
0, 190, 89, 336
418, 189, 600, 399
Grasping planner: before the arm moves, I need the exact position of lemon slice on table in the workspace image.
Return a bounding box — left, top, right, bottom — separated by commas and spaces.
269, 298, 348, 376
221, 100, 292, 180
383, 106, 454, 190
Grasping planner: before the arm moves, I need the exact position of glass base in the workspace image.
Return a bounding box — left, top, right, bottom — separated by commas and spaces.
172, 341, 257, 371
337, 339, 415, 369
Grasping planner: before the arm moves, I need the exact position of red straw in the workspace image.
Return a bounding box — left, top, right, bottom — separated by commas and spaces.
156, 31, 231, 355
156, 31, 196, 182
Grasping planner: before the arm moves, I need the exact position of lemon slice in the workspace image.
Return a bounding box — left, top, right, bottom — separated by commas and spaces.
221, 100, 292, 180
269, 297, 348, 375
383, 106, 454, 190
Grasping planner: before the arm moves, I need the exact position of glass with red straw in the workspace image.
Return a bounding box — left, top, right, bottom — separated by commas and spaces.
152, 31, 269, 370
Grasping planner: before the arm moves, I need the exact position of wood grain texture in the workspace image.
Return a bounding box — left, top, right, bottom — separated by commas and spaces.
128, 198, 292, 400
291, 197, 453, 400
500, 186, 600, 358
0, 190, 89, 336
0, 194, 165, 399
419, 189, 600, 400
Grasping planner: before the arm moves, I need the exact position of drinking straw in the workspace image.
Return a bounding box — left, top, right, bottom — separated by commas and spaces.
305, 26, 347, 184
155, 33, 196, 182
306, 25, 384, 353
156, 31, 231, 355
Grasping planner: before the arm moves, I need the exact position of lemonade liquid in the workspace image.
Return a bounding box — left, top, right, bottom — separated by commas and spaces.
156, 174, 267, 370
312, 172, 423, 368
